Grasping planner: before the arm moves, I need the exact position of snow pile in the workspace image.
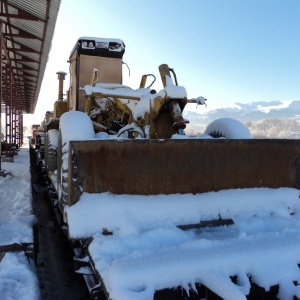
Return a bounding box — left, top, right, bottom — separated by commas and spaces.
0, 148, 34, 225
0, 252, 40, 299
205, 117, 253, 139
66, 188, 300, 300
0, 217, 36, 245
0, 146, 40, 300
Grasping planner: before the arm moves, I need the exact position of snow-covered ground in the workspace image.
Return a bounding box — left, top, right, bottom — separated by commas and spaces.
0, 145, 40, 300
2, 140, 300, 300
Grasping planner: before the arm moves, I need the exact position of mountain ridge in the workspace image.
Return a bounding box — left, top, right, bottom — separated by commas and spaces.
184, 100, 300, 125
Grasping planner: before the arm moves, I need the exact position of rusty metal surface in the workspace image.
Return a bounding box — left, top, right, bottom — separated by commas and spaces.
68, 139, 300, 205
0, 242, 33, 253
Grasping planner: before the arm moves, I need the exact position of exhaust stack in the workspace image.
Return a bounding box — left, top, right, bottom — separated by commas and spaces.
53, 71, 68, 118
56, 71, 67, 101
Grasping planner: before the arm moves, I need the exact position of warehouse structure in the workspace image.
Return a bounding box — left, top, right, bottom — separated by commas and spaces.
0, 0, 60, 167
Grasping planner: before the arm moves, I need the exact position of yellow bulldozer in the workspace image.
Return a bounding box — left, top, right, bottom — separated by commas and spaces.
43, 36, 300, 208
39, 36, 300, 300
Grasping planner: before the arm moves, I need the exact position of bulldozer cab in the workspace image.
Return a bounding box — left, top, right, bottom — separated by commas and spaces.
68, 37, 125, 112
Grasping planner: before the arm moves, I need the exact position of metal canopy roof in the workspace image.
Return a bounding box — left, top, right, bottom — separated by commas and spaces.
0, 0, 61, 113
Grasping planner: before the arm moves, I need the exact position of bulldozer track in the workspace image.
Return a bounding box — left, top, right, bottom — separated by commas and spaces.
30, 148, 90, 300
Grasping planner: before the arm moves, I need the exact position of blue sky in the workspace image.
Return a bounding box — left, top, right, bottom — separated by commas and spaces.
29, 0, 300, 122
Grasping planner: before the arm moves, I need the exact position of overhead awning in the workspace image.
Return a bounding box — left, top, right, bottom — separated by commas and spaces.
0, 0, 61, 114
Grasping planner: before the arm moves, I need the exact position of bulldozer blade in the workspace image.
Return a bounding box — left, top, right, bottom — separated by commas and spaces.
68, 139, 300, 206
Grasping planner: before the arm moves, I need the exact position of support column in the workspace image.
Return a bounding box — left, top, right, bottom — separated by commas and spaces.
4, 65, 14, 161
11, 85, 16, 153
19, 112, 23, 146
0, 22, 2, 172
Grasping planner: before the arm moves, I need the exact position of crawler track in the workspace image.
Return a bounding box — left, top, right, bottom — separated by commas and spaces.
30, 148, 90, 300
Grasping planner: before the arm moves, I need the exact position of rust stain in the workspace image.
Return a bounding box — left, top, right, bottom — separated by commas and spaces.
68, 139, 300, 205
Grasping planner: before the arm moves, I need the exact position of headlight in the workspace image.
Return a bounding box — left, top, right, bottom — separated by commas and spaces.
108, 42, 122, 51
81, 40, 95, 49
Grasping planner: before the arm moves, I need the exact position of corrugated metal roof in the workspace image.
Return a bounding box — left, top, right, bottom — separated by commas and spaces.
0, 0, 61, 113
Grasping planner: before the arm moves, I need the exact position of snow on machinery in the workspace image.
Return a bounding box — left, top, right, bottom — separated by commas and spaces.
40, 36, 300, 299
47, 37, 300, 203
45, 36, 213, 207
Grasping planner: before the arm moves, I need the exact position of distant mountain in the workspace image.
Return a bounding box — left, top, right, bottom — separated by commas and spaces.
183, 100, 300, 127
